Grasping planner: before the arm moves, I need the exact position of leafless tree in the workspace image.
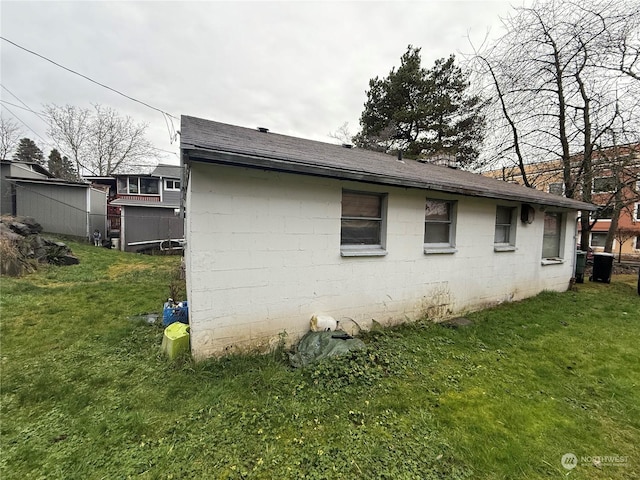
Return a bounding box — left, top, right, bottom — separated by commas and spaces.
613, 227, 637, 262
44, 104, 156, 177
328, 122, 354, 145
0, 115, 22, 160
44, 104, 90, 179
88, 105, 155, 176
470, 0, 640, 249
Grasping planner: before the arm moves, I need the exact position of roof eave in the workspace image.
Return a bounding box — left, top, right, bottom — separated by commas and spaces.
184, 146, 597, 211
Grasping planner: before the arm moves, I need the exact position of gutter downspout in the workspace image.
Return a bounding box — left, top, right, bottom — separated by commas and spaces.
572, 212, 580, 278
86, 187, 91, 241
120, 206, 125, 251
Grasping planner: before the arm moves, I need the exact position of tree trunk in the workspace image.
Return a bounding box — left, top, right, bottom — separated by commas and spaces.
579, 214, 591, 251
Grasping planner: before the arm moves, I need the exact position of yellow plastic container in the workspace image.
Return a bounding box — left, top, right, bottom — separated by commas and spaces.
161, 322, 190, 360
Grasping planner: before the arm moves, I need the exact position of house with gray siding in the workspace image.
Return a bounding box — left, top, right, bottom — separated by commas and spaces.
87, 164, 184, 252
181, 115, 597, 359
1, 159, 53, 215
2, 159, 107, 239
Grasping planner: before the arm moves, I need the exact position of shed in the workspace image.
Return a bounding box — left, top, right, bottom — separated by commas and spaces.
7, 176, 107, 239
181, 115, 596, 359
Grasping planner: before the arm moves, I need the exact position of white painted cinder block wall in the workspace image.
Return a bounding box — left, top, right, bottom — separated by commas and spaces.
186, 162, 578, 359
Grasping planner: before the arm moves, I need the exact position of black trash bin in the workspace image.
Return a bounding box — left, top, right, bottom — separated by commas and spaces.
590, 252, 614, 283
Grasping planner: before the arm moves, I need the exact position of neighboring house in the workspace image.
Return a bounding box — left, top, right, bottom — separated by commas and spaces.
1, 159, 107, 239
181, 115, 596, 359
1, 159, 53, 214
85, 164, 184, 252
484, 145, 640, 257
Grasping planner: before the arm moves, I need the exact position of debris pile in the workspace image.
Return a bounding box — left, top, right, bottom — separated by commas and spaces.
0, 215, 79, 276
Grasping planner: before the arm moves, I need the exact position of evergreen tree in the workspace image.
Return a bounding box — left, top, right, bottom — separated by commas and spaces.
47, 148, 77, 181
12, 137, 45, 165
354, 46, 485, 168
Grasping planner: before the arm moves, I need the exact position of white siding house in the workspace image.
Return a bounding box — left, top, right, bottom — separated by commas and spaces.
181, 116, 596, 359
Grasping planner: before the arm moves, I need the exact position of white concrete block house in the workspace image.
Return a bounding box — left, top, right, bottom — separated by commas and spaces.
181, 115, 596, 359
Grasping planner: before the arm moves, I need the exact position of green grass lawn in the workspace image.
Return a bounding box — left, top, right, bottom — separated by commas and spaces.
1, 241, 639, 479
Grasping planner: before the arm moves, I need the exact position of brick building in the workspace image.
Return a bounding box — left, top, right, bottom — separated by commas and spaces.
484, 145, 640, 258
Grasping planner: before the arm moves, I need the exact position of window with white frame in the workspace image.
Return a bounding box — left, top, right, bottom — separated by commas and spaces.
542, 212, 564, 260
165, 179, 181, 191
593, 176, 616, 193
117, 176, 159, 195
548, 182, 564, 196
590, 232, 608, 247
594, 204, 614, 220
424, 199, 456, 252
340, 191, 386, 255
494, 206, 516, 248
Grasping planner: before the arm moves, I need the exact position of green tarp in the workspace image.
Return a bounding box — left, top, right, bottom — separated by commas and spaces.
289, 331, 366, 368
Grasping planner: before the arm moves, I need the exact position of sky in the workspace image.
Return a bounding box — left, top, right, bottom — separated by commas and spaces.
1, 0, 519, 166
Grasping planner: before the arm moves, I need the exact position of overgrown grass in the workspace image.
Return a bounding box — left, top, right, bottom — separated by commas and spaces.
1, 241, 639, 479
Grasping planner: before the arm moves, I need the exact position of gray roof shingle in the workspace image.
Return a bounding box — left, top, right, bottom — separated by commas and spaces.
180, 115, 596, 211
151, 164, 181, 179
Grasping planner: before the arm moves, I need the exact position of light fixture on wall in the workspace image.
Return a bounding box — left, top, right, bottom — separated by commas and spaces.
521, 204, 536, 224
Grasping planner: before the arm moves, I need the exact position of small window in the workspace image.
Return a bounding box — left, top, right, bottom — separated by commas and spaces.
165, 179, 181, 191
593, 176, 615, 193
635, 236, 640, 250
590, 232, 607, 247
548, 182, 564, 196
595, 205, 614, 220
340, 191, 386, 256
542, 212, 563, 259
635, 203, 639, 221
494, 206, 516, 248
424, 199, 456, 252
140, 177, 159, 194
117, 177, 127, 194
128, 177, 139, 194
117, 176, 160, 195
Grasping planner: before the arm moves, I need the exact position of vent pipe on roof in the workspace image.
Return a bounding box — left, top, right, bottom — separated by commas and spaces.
342, 143, 353, 149
257, 127, 269, 133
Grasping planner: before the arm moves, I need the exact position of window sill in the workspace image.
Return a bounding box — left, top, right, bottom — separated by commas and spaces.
340, 247, 388, 257
541, 258, 565, 265
494, 245, 517, 252
424, 246, 457, 255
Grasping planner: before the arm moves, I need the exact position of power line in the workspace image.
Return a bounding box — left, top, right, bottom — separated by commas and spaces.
1, 99, 177, 157
1, 96, 80, 163
1, 84, 47, 122
0, 99, 40, 114
0, 35, 179, 142
1, 103, 50, 146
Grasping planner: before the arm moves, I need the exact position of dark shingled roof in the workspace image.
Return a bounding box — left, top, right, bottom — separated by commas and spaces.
181, 115, 596, 211
151, 164, 181, 179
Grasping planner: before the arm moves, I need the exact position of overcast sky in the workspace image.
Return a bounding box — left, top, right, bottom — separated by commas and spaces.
1, 0, 519, 166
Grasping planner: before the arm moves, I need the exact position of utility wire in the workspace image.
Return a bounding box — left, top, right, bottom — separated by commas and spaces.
1, 36, 179, 143
0, 36, 178, 120
10, 181, 183, 221
1, 84, 47, 122
1, 103, 50, 146
0, 99, 40, 115
1, 96, 79, 163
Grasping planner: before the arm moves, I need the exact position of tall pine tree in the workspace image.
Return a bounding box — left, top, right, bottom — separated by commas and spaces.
13, 138, 45, 165
48, 148, 77, 180
355, 46, 485, 168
